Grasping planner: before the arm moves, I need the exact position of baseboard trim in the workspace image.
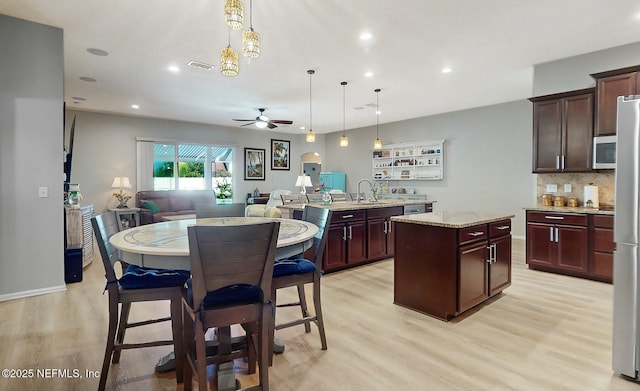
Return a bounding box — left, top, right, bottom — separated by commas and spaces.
513, 235, 525, 241
0, 285, 67, 302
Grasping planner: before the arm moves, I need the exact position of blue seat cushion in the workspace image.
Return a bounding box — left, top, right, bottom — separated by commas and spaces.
273, 256, 316, 278
119, 264, 190, 289
185, 278, 262, 308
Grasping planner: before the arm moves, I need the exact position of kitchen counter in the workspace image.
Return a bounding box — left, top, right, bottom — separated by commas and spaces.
524, 205, 614, 215
277, 199, 436, 213
391, 211, 515, 228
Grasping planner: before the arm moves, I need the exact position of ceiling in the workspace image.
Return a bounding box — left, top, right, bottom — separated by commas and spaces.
3, 0, 640, 135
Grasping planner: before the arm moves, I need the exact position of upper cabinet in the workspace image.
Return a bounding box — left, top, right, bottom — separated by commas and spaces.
529, 88, 594, 173
591, 65, 640, 136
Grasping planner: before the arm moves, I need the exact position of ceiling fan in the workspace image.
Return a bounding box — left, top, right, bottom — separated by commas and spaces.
233, 108, 293, 129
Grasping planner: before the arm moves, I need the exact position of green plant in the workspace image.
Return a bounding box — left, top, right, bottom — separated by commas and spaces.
216, 177, 233, 199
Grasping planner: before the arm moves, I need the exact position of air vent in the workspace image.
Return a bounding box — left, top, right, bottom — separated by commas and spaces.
188, 61, 214, 71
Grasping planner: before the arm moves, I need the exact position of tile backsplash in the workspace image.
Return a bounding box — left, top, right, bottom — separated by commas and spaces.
537, 172, 615, 207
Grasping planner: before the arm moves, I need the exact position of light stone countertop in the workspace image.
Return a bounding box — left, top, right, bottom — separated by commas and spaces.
524, 206, 614, 215
390, 211, 514, 229
277, 199, 436, 212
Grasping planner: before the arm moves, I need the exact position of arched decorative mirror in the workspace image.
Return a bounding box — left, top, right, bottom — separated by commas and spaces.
300, 152, 321, 189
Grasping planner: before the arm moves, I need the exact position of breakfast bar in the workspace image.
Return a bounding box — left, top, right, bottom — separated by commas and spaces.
391, 211, 514, 321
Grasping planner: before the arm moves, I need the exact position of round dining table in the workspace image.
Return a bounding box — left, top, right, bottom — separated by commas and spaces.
109, 216, 319, 270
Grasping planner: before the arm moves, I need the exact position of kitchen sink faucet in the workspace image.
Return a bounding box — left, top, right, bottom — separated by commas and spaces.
357, 178, 376, 203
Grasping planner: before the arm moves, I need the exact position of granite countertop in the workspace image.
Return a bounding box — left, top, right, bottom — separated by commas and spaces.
390, 211, 515, 229
277, 199, 436, 212
524, 205, 614, 215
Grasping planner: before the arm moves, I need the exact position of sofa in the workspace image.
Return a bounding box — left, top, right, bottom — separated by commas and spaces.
136, 190, 216, 225
245, 189, 291, 218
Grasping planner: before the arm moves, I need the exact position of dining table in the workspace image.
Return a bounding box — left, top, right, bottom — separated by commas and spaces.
109, 216, 318, 391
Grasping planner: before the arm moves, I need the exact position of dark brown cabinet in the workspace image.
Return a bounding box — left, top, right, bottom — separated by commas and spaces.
526, 211, 589, 276
529, 88, 594, 173
367, 206, 403, 260
590, 214, 614, 282
591, 66, 640, 136
323, 210, 366, 271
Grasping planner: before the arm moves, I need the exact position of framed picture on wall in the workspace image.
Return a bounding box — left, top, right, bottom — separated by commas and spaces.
244, 147, 266, 180
270, 139, 290, 170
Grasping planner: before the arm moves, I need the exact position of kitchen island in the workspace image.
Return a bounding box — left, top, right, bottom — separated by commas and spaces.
278, 199, 435, 272
391, 211, 514, 321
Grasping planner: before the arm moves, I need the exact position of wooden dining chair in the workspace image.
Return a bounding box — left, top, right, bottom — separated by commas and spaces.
196, 202, 246, 218
183, 222, 280, 391
270, 206, 332, 359
305, 193, 324, 203
329, 192, 347, 202
91, 212, 190, 391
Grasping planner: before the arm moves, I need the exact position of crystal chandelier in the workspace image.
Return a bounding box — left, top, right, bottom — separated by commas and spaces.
373, 88, 383, 150
242, 0, 260, 58
224, 0, 244, 30
339, 81, 349, 147
306, 70, 316, 143
220, 29, 239, 77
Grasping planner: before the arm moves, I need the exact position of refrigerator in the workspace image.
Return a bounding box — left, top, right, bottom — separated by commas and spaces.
613, 95, 640, 378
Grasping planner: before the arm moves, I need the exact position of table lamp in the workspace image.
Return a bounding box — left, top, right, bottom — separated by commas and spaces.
112, 176, 133, 208
295, 175, 312, 195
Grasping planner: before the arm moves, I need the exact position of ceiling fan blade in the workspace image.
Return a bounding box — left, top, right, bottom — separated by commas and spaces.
232, 118, 255, 121
240, 122, 256, 127
271, 120, 293, 124
267, 122, 277, 129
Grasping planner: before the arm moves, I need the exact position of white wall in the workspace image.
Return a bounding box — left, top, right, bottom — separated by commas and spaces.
0, 15, 65, 299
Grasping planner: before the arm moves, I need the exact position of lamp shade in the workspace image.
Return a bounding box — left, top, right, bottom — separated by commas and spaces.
295, 175, 312, 187
112, 176, 132, 188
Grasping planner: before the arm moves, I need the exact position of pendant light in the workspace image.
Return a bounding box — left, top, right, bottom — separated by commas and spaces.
242, 0, 260, 58
373, 88, 383, 150
306, 70, 316, 143
220, 29, 239, 77
224, 0, 244, 30
339, 81, 349, 147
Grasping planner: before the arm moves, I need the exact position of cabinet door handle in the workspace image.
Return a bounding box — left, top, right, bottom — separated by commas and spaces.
342, 214, 354, 219
555, 227, 559, 243
348, 225, 353, 240
342, 226, 347, 241
544, 216, 564, 220
486, 245, 492, 263
383, 221, 388, 234
549, 227, 554, 242
388, 221, 392, 234
556, 155, 560, 170
468, 231, 484, 237
496, 225, 510, 230
561, 155, 565, 170
492, 243, 497, 263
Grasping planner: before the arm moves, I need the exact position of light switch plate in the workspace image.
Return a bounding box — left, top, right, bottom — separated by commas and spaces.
564, 184, 572, 192
546, 184, 558, 193
38, 186, 48, 198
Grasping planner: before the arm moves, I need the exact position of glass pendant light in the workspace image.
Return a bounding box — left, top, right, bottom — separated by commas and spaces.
242, 0, 260, 58
220, 30, 239, 77
339, 81, 349, 147
373, 88, 383, 150
306, 70, 316, 143
224, 0, 244, 30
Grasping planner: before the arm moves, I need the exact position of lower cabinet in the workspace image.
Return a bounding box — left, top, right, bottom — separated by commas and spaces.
323, 210, 367, 271
590, 214, 614, 283
367, 206, 403, 260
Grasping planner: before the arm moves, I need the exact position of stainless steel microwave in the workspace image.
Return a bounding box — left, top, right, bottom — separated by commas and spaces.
593, 135, 616, 169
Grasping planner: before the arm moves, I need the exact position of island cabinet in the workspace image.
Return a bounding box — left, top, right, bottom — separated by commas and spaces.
590, 214, 614, 283
526, 211, 589, 275
323, 210, 367, 271
529, 88, 594, 173
392, 212, 513, 321
366, 206, 403, 260
591, 65, 640, 136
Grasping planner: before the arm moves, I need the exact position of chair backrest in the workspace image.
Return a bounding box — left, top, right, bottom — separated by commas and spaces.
187, 222, 280, 309
305, 193, 324, 203
301, 206, 333, 269
91, 212, 122, 284
330, 192, 347, 202
349, 192, 366, 201
196, 203, 246, 218
281, 194, 303, 204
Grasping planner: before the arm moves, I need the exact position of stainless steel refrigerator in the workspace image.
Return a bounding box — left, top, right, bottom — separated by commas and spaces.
613, 95, 640, 378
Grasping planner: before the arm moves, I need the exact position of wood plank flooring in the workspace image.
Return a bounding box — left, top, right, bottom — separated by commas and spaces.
0, 239, 638, 390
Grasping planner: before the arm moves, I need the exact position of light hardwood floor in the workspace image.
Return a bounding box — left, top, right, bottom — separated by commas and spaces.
1, 239, 638, 390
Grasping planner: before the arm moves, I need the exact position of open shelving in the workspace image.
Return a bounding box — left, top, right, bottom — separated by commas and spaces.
372, 140, 445, 181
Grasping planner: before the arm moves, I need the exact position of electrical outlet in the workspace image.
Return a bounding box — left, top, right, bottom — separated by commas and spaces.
546, 184, 558, 193
38, 186, 48, 198
564, 184, 572, 192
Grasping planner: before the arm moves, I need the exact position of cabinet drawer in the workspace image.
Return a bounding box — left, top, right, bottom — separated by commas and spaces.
593, 228, 614, 252
459, 225, 488, 245
592, 214, 614, 228
367, 206, 403, 219
332, 210, 366, 223
489, 220, 511, 237
527, 211, 587, 226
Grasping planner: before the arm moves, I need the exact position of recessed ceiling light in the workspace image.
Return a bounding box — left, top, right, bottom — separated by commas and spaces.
79, 76, 97, 82
364, 71, 374, 77
86, 48, 109, 56
442, 67, 452, 74
300, 126, 306, 130
360, 32, 372, 40
131, 104, 140, 109
168, 65, 180, 73
376, 110, 381, 115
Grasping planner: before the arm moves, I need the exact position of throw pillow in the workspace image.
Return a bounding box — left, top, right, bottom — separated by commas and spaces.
142, 200, 160, 214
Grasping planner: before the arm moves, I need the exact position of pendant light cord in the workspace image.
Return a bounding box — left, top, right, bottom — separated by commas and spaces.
342, 81, 347, 136
375, 88, 380, 138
